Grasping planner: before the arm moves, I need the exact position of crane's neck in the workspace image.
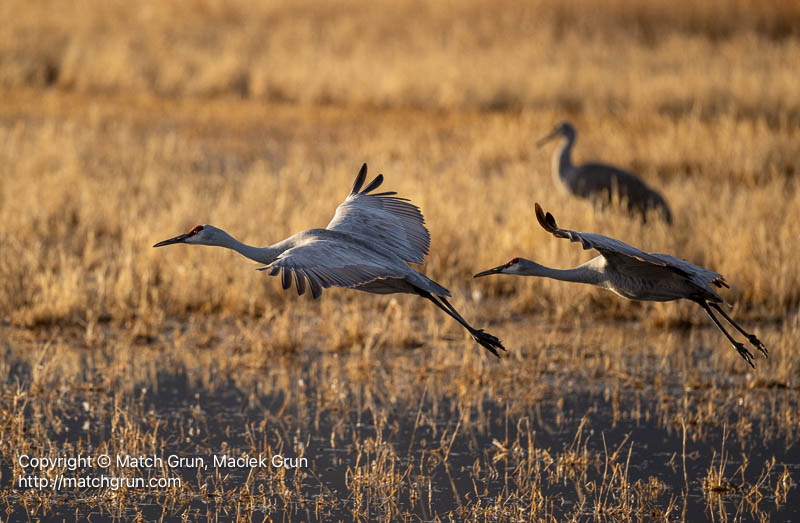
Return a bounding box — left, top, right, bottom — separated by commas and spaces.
552, 135, 575, 187
517, 258, 606, 287
209, 230, 288, 265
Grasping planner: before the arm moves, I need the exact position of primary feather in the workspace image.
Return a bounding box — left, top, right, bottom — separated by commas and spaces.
474, 202, 766, 366
326, 163, 431, 264
154, 163, 505, 357
534, 203, 725, 300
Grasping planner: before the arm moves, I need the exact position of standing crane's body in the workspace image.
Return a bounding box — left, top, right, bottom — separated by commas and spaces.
474, 203, 768, 367
539, 121, 673, 224
154, 164, 505, 356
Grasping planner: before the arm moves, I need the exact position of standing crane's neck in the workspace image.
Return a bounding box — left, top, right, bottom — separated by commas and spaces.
552, 133, 575, 189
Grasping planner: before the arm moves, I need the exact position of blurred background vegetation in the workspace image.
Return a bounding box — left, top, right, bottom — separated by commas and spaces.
1, 0, 798, 352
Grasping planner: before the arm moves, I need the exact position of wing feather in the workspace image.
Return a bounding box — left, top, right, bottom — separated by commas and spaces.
649, 253, 728, 289
349, 163, 368, 194
534, 202, 726, 290
360, 173, 386, 194
257, 236, 408, 299
307, 271, 323, 299
294, 269, 307, 296
326, 163, 431, 264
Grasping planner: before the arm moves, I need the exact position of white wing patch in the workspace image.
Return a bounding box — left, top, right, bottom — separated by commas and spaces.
326, 164, 431, 264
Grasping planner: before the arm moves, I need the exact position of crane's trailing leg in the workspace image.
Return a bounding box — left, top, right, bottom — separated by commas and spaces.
154, 163, 501, 357
438, 296, 506, 355
709, 303, 768, 358
415, 290, 505, 357
697, 301, 755, 368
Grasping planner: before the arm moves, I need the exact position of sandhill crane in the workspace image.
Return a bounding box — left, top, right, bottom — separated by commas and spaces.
474, 203, 767, 367
153, 164, 505, 356
538, 121, 673, 224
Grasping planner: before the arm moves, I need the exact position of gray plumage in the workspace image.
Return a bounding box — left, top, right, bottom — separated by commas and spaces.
474, 203, 767, 367
538, 121, 673, 224
259, 228, 449, 299
153, 163, 505, 356
326, 168, 431, 264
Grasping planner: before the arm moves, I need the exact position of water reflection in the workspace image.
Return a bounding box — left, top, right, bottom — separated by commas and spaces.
4, 350, 796, 521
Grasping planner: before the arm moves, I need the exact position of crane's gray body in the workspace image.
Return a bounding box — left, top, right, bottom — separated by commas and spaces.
153, 163, 505, 356
576, 252, 722, 303
263, 227, 450, 298
177, 168, 450, 299
542, 228, 726, 304
544, 122, 673, 224
253, 165, 449, 299
474, 203, 767, 367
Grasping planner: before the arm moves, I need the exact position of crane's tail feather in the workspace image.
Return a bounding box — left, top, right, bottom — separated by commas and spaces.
712, 277, 730, 289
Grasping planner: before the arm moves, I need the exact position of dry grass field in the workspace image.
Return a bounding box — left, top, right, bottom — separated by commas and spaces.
1, 0, 799, 520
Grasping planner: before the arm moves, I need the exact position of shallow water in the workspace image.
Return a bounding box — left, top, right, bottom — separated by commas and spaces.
4, 349, 797, 521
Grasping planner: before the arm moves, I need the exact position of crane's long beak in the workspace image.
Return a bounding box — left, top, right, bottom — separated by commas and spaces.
535, 130, 559, 148
473, 265, 506, 278
153, 233, 190, 248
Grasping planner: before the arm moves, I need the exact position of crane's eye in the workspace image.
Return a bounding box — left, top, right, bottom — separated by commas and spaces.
188, 225, 204, 235
507, 257, 519, 266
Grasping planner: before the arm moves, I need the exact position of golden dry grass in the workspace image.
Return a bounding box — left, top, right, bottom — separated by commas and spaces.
1, 90, 797, 358
2, 0, 799, 331
1, 0, 799, 520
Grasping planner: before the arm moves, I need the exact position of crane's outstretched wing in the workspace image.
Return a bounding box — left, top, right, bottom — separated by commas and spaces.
648, 252, 728, 289
257, 236, 408, 299
534, 203, 728, 290
326, 163, 431, 264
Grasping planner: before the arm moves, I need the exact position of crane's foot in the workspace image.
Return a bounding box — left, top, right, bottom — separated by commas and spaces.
746, 334, 769, 358
733, 342, 755, 368
470, 329, 506, 358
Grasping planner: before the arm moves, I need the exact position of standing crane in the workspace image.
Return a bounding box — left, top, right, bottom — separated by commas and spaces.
538, 121, 673, 224
153, 163, 505, 356
474, 203, 767, 367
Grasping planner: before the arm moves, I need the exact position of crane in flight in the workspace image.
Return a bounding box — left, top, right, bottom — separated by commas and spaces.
154, 164, 505, 356
538, 121, 673, 224
474, 203, 767, 367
